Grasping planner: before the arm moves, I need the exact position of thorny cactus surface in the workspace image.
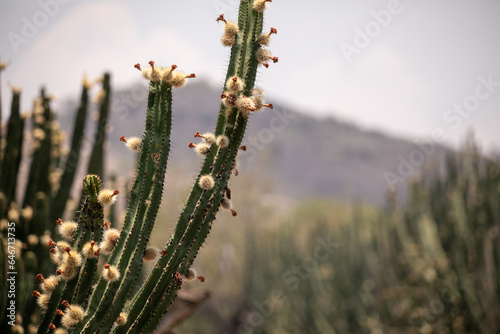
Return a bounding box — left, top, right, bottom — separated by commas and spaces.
0, 0, 278, 333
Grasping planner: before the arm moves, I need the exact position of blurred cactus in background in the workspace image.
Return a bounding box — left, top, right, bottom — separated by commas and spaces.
0, 0, 278, 333
185, 137, 499, 334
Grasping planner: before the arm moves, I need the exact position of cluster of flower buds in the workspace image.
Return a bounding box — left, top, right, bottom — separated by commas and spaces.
134, 61, 195, 87
184, 268, 205, 283
217, 14, 239, 47
189, 131, 231, 156
33, 274, 61, 311
120, 136, 142, 153
221, 77, 273, 117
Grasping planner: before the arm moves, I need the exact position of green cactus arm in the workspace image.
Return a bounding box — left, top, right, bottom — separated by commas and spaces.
0, 89, 24, 215
51, 81, 91, 222
36, 175, 103, 334
35, 276, 65, 333
86, 73, 111, 179
74, 78, 174, 333
22, 89, 53, 213
20, 251, 38, 329
72, 228, 103, 307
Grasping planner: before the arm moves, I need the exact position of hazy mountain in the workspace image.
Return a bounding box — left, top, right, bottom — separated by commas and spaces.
58, 80, 449, 206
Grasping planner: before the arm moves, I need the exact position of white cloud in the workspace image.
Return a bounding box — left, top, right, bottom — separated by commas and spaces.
6, 1, 218, 109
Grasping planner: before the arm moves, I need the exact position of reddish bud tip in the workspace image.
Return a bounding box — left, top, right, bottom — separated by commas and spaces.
270, 27, 277, 35
188, 142, 196, 148
216, 14, 226, 23
162, 250, 168, 256
56, 269, 63, 276
119, 136, 127, 142
186, 73, 196, 78
271, 57, 279, 63
134, 63, 141, 71
50, 248, 56, 254
265, 103, 274, 109
36, 274, 45, 282
90, 241, 96, 246
56, 309, 64, 316
104, 264, 110, 270
197, 275, 205, 283
32, 290, 41, 297
149, 60, 155, 68
263, 63, 269, 68
113, 190, 119, 196
103, 221, 111, 229
56, 218, 63, 225
64, 247, 71, 253
127, 270, 131, 274
171, 64, 177, 70
49, 324, 56, 330
175, 271, 183, 284
61, 300, 70, 308
225, 187, 232, 200
47, 240, 57, 247
221, 93, 227, 98
240, 146, 247, 151
194, 132, 203, 138
231, 209, 237, 217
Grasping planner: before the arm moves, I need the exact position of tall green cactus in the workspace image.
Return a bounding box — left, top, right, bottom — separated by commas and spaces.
0, 88, 24, 216
22, 1, 279, 333
51, 79, 91, 223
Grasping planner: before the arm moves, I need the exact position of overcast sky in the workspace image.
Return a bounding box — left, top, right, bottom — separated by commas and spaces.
1, 0, 499, 152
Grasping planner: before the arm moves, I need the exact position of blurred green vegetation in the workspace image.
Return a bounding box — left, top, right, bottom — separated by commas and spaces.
156, 138, 500, 334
